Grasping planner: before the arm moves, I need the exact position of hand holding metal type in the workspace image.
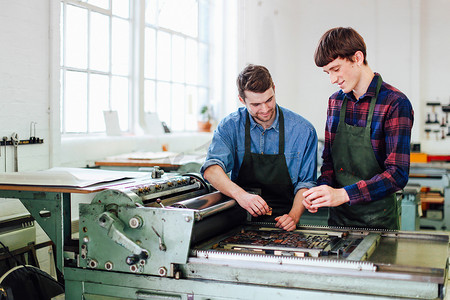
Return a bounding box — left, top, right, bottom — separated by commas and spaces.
236, 191, 270, 217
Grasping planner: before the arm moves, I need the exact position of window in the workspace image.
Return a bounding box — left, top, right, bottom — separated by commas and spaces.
60, 0, 210, 134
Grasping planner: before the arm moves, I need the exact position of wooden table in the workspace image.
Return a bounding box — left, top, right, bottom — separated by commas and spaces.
95, 153, 206, 172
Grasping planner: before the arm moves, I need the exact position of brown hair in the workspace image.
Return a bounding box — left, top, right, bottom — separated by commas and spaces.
314, 27, 367, 67
236, 64, 274, 100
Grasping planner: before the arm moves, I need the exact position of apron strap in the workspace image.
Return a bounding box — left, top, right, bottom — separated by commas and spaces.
339, 75, 383, 132
278, 107, 285, 154
244, 106, 285, 154
244, 113, 251, 153
365, 76, 383, 134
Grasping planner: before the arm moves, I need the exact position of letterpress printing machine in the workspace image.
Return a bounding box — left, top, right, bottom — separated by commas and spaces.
0, 172, 448, 299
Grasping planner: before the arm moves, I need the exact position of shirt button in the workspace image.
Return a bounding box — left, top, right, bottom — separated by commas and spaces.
261, 152, 264, 154
262, 132, 265, 136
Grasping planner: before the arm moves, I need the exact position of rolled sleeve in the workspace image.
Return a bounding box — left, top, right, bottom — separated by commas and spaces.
200, 115, 239, 179
200, 158, 226, 175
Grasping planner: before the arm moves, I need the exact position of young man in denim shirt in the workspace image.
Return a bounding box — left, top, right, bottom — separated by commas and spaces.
201, 64, 317, 231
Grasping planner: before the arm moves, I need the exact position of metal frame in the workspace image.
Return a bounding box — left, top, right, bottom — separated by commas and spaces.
0, 190, 71, 273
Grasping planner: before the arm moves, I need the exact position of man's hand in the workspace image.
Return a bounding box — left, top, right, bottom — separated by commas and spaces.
235, 192, 271, 217
302, 185, 349, 210
203, 165, 271, 217
302, 196, 318, 213
275, 214, 298, 231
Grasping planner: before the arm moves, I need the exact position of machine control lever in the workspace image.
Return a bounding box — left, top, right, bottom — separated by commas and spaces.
98, 212, 150, 263
126, 251, 149, 265
152, 226, 167, 251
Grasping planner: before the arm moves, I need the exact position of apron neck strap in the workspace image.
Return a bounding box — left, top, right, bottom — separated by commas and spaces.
366, 75, 383, 130
244, 106, 285, 153
339, 75, 383, 130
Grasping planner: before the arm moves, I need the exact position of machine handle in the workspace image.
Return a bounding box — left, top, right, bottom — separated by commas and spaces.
98, 212, 150, 263
126, 250, 149, 265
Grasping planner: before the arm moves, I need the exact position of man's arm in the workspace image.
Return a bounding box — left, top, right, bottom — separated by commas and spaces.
203, 165, 270, 217
304, 97, 413, 208
275, 188, 307, 231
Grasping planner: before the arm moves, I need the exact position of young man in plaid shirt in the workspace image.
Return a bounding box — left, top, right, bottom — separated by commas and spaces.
303, 27, 414, 229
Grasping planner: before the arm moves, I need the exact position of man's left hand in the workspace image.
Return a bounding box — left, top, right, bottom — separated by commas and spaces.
302, 185, 349, 208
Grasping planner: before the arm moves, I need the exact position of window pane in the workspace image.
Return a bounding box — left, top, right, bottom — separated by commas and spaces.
157, 31, 171, 81
144, 28, 156, 79
112, 17, 129, 75
158, 0, 198, 37
156, 82, 171, 127
60, 69, 64, 131
87, 0, 109, 10
65, 71, 87, 132
60, 5, 64, 66
111, 76, 129, 131
198, 0, 209, 42
172, 35, 185, 83
199, 87, 208, 109
90, 12, 110, 72
199, 42, 208, 86
66, 5, 87, 69
112, 0, 129, 18
144, 0, 157, 25
144, 79, 156, 112
186, 39, 198, 85
89, 74, 109, 132
186, 86, 198, 131
171, 83, 185, 131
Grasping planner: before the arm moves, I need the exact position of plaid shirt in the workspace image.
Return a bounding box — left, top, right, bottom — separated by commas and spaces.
317, 73, 414, 205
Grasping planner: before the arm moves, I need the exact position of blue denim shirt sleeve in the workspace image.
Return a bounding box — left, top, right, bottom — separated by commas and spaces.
200, 106, 317, 194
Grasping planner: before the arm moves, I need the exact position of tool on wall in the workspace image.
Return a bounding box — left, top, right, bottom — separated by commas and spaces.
2, 136, 7, 172
426, 102, 440, 124
11, 133, 19, 172
0, 125, 44, 172
424, 99, 450, 141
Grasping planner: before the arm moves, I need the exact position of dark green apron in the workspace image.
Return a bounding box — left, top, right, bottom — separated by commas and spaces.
235, 107, 294, 220
329, 76, 399, 230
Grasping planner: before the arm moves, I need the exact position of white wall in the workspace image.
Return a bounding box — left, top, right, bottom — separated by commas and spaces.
0, 0, 60, 274
238, 0, 450, 153
0, 0, 60, 173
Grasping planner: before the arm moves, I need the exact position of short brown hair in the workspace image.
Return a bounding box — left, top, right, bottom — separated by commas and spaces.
236, 64, 274, 100
314, 27, 367, 67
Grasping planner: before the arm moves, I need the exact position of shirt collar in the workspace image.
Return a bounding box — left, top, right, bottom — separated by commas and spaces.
344, 72, 380, 101
248, 105, 280, 132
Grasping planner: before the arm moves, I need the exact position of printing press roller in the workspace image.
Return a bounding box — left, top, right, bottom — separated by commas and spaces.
79, 174, 246, 276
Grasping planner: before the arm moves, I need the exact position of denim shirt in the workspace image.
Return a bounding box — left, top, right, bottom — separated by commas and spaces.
201, 106, 317, 195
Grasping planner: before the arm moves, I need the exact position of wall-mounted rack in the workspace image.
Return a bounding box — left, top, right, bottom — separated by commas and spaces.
0, 138, 44, 146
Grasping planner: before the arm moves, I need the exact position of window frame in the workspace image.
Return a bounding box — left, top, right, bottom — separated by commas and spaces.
60, 0, 211, 135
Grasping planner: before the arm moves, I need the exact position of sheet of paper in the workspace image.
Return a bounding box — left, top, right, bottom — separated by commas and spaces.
0, 167, 149, 187
103, 110, 122, 136
143, 112, 164, 135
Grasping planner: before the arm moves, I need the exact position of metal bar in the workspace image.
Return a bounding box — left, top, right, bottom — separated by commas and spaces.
346, 232, 380, 261
194, 250, 377, 271
141, 182, 201, 201
194, 199, 236, 221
